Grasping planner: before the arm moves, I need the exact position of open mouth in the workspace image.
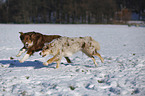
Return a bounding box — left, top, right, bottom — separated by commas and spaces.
25, 44, 29, 48
25, 42, 33, 48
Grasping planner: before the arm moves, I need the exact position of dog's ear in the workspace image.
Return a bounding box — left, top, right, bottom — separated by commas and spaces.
19, 32, 24, 35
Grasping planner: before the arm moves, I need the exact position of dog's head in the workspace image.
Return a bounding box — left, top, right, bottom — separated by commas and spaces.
19, 32, 34, 48
40, 43, 53, 57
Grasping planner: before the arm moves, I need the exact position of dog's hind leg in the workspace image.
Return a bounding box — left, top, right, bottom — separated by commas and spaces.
93, 53, 104, 63
82, 49, 98, 67
64, 57, 72, 63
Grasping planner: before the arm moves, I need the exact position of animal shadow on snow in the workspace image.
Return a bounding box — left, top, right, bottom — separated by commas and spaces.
0, 60, 95, 69
63, 62, 95, 68
0, 60, 57, 69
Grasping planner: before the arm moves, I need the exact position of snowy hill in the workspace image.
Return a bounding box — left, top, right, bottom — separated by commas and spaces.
0, 24, 145, 96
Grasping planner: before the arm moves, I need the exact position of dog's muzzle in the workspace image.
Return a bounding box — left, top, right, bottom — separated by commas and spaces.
25, 42, 33, 48
25, 44, 29, 48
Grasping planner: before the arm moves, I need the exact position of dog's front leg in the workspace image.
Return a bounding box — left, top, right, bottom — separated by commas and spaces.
16, 48, 26, 57
43, 50, 60, 66
91, 57, 98, 67
19, 47, 33, 63
56, 59, 62, 68
43, 56, 57, 66
82, 49, 98, 67
43, 55, 61, 66
93, 53, 104, 63
19, 54, 30, 63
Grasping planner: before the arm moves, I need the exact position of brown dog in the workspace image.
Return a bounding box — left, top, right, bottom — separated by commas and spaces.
17, 32, 71, 63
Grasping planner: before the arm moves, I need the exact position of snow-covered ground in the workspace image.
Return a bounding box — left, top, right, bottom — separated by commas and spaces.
0, 24, 145, 96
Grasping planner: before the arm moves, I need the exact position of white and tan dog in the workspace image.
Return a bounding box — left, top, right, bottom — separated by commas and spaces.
40, 36, 104, 68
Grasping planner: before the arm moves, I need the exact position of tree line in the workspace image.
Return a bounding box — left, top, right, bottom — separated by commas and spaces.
0, 0, 145, 24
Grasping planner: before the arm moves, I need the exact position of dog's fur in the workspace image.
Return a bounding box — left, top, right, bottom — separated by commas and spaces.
17, 32, 71, 63
40, 36, 104, 68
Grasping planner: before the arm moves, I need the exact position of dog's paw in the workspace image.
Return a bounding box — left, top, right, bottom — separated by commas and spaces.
43, 62, 48, 66
10, 57, 14, 60
19, 60, 24, 63
56, 65, 59, 68
101, 58, 104, 63
95, 63, 98, 67
16, 55, 20, 57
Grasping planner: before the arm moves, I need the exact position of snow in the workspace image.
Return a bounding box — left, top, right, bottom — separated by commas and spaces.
0, 24, 145, 96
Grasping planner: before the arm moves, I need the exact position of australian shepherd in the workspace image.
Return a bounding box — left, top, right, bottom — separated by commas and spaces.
17, 32, 71, 63
40, 36, 104, 68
